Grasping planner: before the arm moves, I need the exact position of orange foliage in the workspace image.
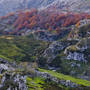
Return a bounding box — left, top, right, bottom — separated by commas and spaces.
8, 9, 90, 34
76, 21, 80, 28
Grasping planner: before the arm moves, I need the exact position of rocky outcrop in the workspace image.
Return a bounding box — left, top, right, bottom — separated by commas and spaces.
0, 58, 27, 90
0, 73, 27, 90
65, 37, 90, 62
43, 41, 69, 63
67, 52, 86, 62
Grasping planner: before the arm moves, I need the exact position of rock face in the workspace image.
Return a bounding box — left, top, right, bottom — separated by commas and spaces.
67, 52, 86, 62
0, 73, 27, 90
43, 41, 69, 63
65, 37, 90, 62
0, 58, 27, 90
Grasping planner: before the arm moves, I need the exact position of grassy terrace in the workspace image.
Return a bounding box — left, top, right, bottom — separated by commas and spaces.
26, 77, 46, 90
26, 77, 64, 90
39, 68, 90, 87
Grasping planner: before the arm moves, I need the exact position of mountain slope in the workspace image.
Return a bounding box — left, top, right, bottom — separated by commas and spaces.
0, 35, 49, 62
45, 0, 90, 13
0, 0, 54, 16
0, 0, 90, 89
0, 0, 90, 16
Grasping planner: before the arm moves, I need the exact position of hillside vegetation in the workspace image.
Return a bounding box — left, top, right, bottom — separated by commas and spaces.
0, 10, 90, 35
0, 35, 49, 62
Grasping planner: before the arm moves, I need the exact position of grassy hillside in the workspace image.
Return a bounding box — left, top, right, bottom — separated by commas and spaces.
39, 68, 90, 87
0, 35, 49, 62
